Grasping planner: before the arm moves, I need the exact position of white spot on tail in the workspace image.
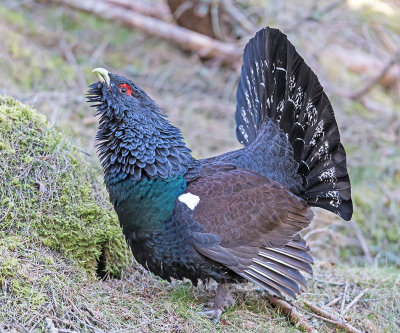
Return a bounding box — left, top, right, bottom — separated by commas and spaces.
178, 192, 200, 210
239, 124, 249, 142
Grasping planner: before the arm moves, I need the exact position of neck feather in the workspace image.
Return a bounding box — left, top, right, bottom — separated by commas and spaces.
96, 110, 196, 184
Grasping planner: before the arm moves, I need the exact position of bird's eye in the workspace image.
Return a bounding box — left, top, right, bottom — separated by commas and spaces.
118, 83, 132, 96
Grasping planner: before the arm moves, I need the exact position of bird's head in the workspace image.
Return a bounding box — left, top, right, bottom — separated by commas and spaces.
87, 68, 196, 184
88, 68, 159, 122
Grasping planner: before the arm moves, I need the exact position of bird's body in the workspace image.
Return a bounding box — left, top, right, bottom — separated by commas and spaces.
88, 27, 352, 316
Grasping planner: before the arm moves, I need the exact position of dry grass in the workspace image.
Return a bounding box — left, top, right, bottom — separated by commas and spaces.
0, 0, 400, 331
2, 237, 399, 332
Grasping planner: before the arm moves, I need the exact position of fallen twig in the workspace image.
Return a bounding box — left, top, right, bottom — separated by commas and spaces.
307, 0, 346, 21
325, 296, 341, 307
266, 295, 317, 333
26, 315, 44, 332
328, 45, 400, 90
221, 0, 256, 33
40, 0, 242, 68
370, 246, 400, 266
59, 38, 87, 91
0, 205, 11, 222
313, 278, 345, 286
45, 318, 59, 333
340, 280, 349, 315
105, 0, 170, 20
349, 220, 373, 265
303, 300, 363, 333
348, 50, 400, 99
89, 36, 111, 66
303, 227, 336, 241
110, 318, 163, 333
343, 288, 368, 315
82, 305, 107, 329
286, 0, 346, 32
211, 0, 223, 40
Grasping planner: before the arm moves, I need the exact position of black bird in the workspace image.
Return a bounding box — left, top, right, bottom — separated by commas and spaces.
88, 27, 352, 319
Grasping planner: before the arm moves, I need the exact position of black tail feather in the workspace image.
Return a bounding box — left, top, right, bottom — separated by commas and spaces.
235, 27, 352, 220
237, 235, 313, 298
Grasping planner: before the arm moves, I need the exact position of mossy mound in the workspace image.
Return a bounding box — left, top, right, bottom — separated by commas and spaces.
0, 96, 128, 277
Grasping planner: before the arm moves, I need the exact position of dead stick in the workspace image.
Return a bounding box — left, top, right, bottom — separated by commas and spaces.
303, 300, 363, 333
221, 0, 257, 33
59, 38, 87, 91
349, 51, 400, 99
301, 308, 344, 325
343, 289, 368, 315
39, 0, 242, 68
45, 318, 59, 333
349, 220, 373, 265
266, 295, 317, 333
340, 280, 349, 315
104, 0, 170, 20
325, 296, 341, 307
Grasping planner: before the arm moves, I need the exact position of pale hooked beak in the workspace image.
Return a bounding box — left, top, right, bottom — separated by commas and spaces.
92, 68, 110, 86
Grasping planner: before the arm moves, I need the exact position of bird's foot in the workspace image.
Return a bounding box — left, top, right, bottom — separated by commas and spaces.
198, 284, 235, 322
197, 308, 223, 321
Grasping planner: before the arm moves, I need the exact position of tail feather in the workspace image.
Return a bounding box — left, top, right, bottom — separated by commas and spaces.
237, 235, 313, 298
243, 271, 286, 297
245, 266, 299, 297
260, 248, 313, 274
235, 27, 352, 220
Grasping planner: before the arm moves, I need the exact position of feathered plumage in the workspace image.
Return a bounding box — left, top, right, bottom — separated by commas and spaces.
87, 27, 352, 316
235, 28, 352, 219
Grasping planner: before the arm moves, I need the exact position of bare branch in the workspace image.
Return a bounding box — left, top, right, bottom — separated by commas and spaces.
340, 280, 349, 315
303, 300, 363, 333
45, 318, 59, 333
104, 0, 170, 20
40, 0, 242, 68
343, 289, 368, 316
266, 295, 317, 333
349, 220, 373, 265
325, 296, 341, 307
221, 0, 257, 33
59, 38, 87, 91
349, 51, 400, 100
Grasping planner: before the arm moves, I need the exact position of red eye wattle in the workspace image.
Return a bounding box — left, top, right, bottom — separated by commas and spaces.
118, 83, 132, 96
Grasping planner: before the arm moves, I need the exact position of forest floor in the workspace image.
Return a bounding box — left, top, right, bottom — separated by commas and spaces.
1, 0, 400, 332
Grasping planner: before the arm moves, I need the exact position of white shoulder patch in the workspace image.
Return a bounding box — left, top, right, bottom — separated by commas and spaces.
178, 192, 200, 210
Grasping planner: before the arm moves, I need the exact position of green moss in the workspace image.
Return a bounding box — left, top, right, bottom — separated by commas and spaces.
0, 96, 128, 276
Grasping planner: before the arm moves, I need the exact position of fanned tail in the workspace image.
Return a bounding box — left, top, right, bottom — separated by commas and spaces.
235, 27, 352, 220
241, 235, 313, 298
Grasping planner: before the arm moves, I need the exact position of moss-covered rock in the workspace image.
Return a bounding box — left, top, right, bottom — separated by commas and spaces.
0, 96, 128, 277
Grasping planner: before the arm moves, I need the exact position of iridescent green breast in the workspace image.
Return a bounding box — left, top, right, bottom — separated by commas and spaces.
108, 176, 186, 234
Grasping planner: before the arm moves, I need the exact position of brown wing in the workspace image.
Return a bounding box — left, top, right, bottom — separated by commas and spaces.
189, 167, 312, 247
186, 167, 314, 297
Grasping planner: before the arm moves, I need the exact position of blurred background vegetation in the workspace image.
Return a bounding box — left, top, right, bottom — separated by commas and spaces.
1, 0, 399, 332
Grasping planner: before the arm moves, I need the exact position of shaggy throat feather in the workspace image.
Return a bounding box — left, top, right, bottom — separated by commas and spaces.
88, 82, 197, 184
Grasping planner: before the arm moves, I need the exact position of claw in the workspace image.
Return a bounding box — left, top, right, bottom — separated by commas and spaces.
197, 284, 235, 322
197, 308, 223, 322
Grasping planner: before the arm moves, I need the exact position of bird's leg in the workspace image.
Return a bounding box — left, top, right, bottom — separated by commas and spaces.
198, 283, 235, 321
